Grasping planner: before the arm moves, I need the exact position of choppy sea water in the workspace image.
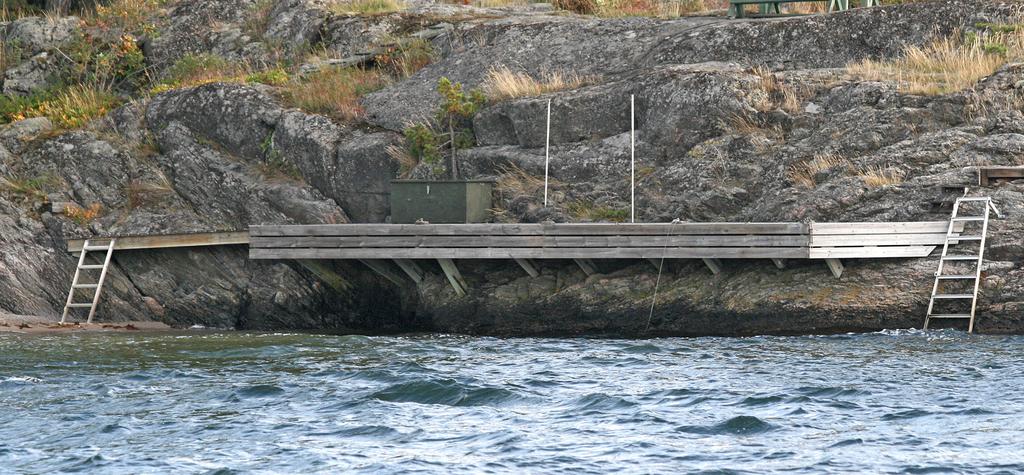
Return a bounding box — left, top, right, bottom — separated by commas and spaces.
2, 330, 1023, 474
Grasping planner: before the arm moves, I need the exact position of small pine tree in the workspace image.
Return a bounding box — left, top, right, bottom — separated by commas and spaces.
436, 77, 485, 179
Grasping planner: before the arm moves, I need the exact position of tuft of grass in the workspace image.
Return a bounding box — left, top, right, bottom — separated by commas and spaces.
330, 0, 407, 15
1, 175, 54, 201
750, 65, 801, 114
567, 200, 628, 222
858, 165, 906, 188
387, 144, 418, 178
244, 0, 277, 39
848, 28, 1024, 95
281, 67, 388, 121
552, 0, 597, 14
125, 179, 172, 210
496, 163, 558, 200
554, 0, 719, 16
151, 55, 288, 93
786, 153, 849, 189
482, 66, 594, 101
374, 38, 435, 79
18, 85, 121, 129
0, 0, 42, 21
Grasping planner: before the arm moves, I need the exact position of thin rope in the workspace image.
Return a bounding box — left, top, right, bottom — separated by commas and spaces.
644, 218, 681, 334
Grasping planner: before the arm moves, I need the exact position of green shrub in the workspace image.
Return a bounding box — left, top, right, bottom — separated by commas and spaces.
403, 123, 441, 165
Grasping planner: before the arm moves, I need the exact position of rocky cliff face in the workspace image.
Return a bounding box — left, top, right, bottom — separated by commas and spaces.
0, 0, 1021, 334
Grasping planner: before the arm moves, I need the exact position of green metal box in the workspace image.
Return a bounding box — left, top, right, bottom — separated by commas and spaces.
390, 180, 494, 224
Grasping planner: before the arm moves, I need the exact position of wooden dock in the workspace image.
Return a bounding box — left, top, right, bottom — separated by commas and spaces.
247, 221, 959, 287
63, 222, 961, 297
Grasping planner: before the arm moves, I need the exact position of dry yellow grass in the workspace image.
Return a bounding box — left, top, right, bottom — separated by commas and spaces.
750, 65, 801, 113
330, 0, 407, 15
387, 144, 418, 178
496, 163, 559, 198
786, 153, 849, 188
281, 67, 389, 121
849, 29, 1023, 95
595, 0, 722, 17
858, 165, 906, 188
482, 66, 593, 101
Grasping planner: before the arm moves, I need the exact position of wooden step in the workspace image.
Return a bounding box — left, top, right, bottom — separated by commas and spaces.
933, 294, 975, 299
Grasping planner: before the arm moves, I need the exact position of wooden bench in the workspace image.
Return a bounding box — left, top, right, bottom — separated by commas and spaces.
729, 0, 878, 18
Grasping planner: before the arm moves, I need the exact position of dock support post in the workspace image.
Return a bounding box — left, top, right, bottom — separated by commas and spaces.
647, 258, 664, 271
574, 258, 597, 276
299, 260, 351, 292
393, 259, 425, 284
514, 258, 540, 278
359, 259, 406, 286
771, 258, 786, 270
702, 258, 723, 275
825, 258, 844, 278
437, 259, 467, 296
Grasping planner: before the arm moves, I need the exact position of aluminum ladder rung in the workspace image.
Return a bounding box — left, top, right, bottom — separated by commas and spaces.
66, 303, 93, 308
924, 196, 994, 333
79, 265, 106, 269
82, 245, 111, 251
72, 284, 99, 289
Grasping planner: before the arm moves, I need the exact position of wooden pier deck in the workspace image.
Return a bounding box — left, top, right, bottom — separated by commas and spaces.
64, 222, 961, 297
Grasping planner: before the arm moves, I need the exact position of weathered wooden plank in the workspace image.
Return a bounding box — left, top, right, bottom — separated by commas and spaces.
771, 258, 786, 269
825, 258, 844, 279
358, 259, 406, 286
251, 234, 809, 249
809, 222, 957, 235
514, 258, 540, 278
250, 222, 808, 237
392, 259, 425, 284
809, 246, 937, 259
574, 258, 598, 276
250, 247, 810, 260
702, 258, 723, 275
69, 231, 249, 253
979, 166, 1024, 186
810, 233, 951, 247
437, 259, 467, 296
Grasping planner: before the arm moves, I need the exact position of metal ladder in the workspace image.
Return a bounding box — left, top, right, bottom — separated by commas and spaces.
60, 239, 116, 325
924, 197, 1000, 333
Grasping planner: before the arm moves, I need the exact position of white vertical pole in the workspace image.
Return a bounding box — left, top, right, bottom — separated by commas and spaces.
544, 99, 551, 207
630, 94, 635, 223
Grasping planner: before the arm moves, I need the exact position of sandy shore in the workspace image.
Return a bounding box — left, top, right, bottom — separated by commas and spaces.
0, 313, 173, 334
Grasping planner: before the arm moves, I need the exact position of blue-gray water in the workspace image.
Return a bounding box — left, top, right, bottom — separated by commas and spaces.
2, 330, 1023, 474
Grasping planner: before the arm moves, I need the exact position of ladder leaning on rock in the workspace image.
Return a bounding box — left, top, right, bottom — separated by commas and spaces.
924, 196, 1000, 333
60, 239, 116, 325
